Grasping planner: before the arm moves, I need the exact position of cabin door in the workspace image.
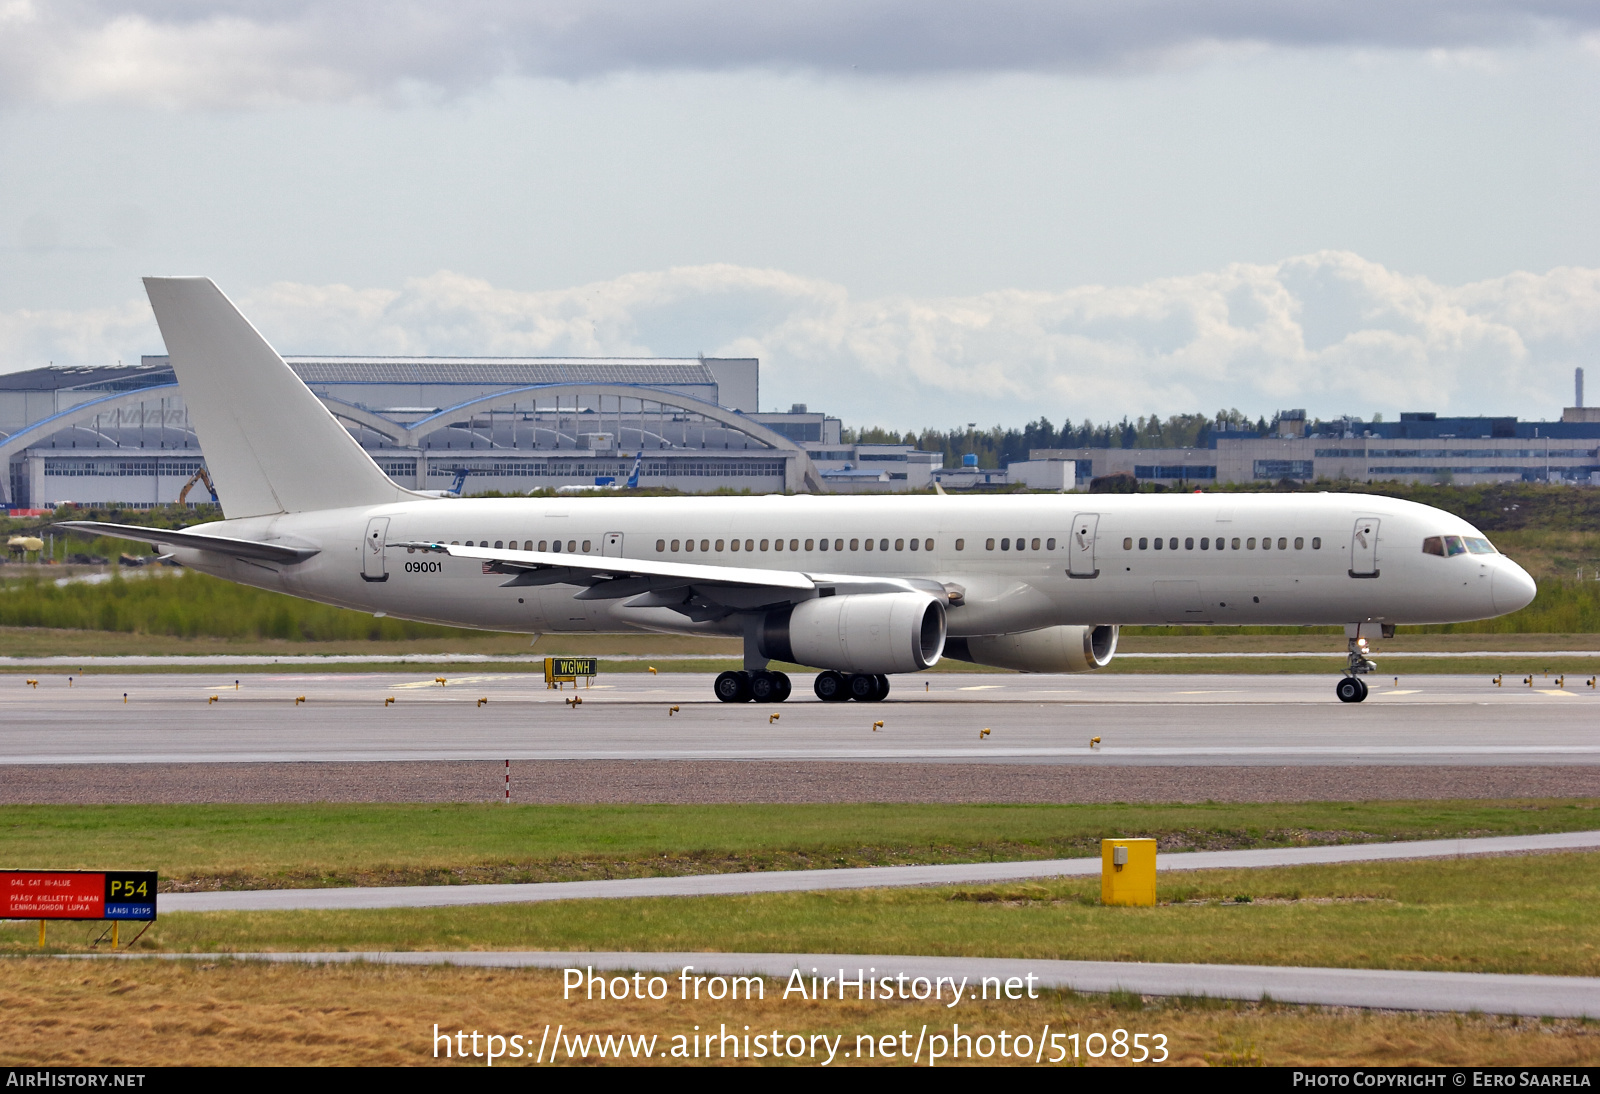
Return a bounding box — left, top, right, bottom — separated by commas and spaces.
1067, 513, 1100, 578
362, 517, 390, 582
1349, 518, 1380, 578
603, 532, 624, 557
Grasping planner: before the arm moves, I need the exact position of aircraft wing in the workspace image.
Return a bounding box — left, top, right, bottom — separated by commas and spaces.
397, 541, 946, 617
54, 521, 320, 565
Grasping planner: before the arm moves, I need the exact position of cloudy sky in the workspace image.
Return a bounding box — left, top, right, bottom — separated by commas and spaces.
3, 2, 1599, 429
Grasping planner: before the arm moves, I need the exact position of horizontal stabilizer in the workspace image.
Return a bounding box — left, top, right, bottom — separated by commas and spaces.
54, 521, 319, 565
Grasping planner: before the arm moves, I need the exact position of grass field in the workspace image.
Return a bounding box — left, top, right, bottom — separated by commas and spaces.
5, 854, 1599, 980
3, 959, 1594, 1067
2, 959, 1595, 1067
1, 800, 1595, 892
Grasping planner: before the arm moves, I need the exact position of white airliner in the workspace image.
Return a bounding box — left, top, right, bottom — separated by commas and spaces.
59, 278, 1537, 705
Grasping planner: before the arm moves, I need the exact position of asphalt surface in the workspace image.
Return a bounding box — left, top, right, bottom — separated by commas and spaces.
158, 830, 1600, 914
3, 671, 1597, 767
87, 951, 1600, 1019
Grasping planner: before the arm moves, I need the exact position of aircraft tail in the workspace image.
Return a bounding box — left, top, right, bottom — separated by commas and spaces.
143, 277, 408, 519
626, 451, 644, 489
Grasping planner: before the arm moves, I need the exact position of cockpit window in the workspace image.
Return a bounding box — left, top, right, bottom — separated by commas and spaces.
1422, 536, 1445, 556
1465, 537, 1497, 555
1443, 535, 1466, 556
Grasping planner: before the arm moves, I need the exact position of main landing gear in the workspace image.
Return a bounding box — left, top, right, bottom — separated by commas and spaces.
1336, 632, 1379, 703
813, 671, 890, 702
714, 670, 792, 703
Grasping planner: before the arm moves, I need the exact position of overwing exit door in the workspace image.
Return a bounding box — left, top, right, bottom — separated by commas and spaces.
362, 517, 389, 582
1068, 513, 1100, 578
603, 532, 624, 557
1349, 517, 1380, 578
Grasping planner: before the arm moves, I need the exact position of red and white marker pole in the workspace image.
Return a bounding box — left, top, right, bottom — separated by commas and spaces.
505, 760, 510, 802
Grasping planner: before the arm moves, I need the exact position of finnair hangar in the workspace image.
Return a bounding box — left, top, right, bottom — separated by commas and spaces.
0, 355, 836, 508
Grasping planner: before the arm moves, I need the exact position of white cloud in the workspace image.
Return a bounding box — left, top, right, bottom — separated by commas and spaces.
4, 252, 1596, 427
0, 1, 1593, 107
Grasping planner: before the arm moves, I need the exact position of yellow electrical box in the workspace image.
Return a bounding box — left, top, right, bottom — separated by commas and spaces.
1101, 838, 1157, 907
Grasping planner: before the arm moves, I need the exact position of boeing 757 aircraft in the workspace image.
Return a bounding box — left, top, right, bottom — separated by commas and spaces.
59, 278, 1536, 705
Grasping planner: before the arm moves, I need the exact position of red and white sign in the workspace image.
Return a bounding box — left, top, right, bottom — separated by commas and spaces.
3, 871, 105, 919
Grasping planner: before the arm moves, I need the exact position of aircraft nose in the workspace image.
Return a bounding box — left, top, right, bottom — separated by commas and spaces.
1492, 562, 1537, 616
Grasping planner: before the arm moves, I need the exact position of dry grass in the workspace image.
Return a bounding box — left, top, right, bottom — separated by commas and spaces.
0, 959, 1593, 1067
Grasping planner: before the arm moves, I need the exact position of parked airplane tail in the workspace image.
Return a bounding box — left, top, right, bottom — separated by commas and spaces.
143, 277, 408, 519
626, 451, 644, 490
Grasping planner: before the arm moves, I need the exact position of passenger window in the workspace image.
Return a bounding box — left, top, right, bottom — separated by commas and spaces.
552, 541, 563, 553
1047, 538, 1056, 550
878, 538, 888, 551
985, 539, 995, 550
524, 541, 533, 551
1153, 538, 1163, 551
1312, 537, 1321, 549
1168, 538, 1177, 550
806, 539, 815, 551
774, 539, 784, 551
1123, 538, 1133, 550
451, 540, 460, 545
896, 539, 905, 551
1232, 537, 1241, 549
1444, 535, 1466, 556
1294, 537, 1304, 550
730, 539, 740, 551
746, 539, 754, 551
539, 540, 549, 551
715, 539, 725, 551
1185, 537, 1194, 550
1277, 537, 1287, 550
759, 539, 768, 551
925, 539, 934, 551
850, 539, 860, 550
955, 538, 964, 551
685, 539, 694, 552
1000, 538, 1010, 551
1031, 538, 1040, 550
1138, 537, 1148, 550
496, 540, 505, 549
582, 540, 592, 552
865, 539, 875, 551
1247, 538, 1256, 549
908, 538, 918, 551
670, 539, 680, 552
837, 539, 846, 551
656, 539, 665, 552
791, 539, 800, 551
1201, 537, 1209, 550
1262, 538, 1271, 551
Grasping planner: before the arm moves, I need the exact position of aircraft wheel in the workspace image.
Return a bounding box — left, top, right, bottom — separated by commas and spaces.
749, 671, 777, 703
771, 672, 792, 702
848, 673, 880, 702
814, 671, 849, 702
874, 674, 890, 701
715, 670, 752, 703
1335, 677, 1366, 704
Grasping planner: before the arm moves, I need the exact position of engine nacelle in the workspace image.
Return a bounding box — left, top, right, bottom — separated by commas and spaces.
945, 624, 1119, 673
762, 592, 946, 674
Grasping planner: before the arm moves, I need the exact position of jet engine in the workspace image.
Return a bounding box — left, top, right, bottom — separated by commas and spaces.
761, 592, 946, 674
944, 624, 1119, 673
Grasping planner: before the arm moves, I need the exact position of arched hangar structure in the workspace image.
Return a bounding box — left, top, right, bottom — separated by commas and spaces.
1, 380, 825, 507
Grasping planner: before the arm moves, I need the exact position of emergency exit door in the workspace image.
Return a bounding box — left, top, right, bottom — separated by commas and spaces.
603, 532, 624, 557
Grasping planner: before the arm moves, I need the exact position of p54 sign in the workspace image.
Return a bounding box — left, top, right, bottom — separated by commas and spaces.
2, 871, 157, 920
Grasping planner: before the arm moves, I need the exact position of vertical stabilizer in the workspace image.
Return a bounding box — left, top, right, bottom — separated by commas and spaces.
143, 277, 407, 518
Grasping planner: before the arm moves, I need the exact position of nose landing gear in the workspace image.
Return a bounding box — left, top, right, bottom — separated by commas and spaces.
714, 670, 792, 703
1336, 634, 1378, 703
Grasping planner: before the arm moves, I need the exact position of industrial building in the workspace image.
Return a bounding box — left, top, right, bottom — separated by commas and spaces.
0, 355, 845, 508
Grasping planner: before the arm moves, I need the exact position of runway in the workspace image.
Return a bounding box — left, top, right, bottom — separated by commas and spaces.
2, 671, 1596, 767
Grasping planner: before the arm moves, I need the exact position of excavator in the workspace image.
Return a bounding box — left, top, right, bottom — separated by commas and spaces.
177, 466, 218, 506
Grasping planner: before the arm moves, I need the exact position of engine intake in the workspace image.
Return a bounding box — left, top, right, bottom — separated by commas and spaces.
762, 592, 946, 674
945, 624, 1119, 673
